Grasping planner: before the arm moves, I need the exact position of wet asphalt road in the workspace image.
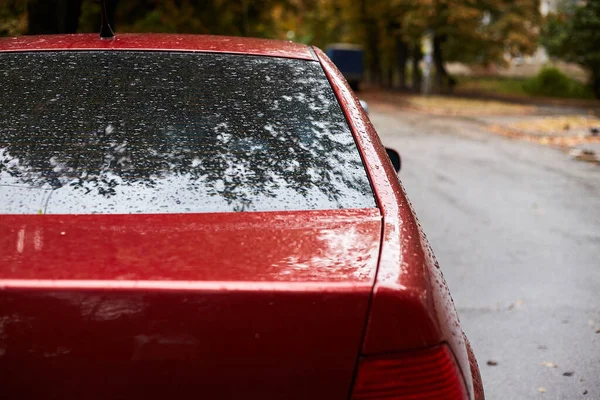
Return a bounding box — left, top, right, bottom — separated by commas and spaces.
368, 101, 600, 400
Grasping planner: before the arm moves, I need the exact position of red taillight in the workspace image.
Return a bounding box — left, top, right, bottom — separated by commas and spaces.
351, 345, 468, 400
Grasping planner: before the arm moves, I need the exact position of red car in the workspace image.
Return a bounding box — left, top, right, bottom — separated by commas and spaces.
0, 33, 483, 400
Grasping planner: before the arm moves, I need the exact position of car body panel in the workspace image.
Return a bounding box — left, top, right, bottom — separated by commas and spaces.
0, 33, 315, 60
0, 209, 381, 283
0, 288, 371, 399
0, 209, 380, 399
314, 47, 478, 398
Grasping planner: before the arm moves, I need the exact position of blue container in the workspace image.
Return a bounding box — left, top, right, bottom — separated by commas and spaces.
326, 44, 364, 90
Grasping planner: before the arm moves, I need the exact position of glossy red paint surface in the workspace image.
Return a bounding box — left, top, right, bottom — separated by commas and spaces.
315, 47, 482, 399
0, 33, 315, 60
0, 209, 380, 399
0, 209, 380, 282
0, 289, 371, 399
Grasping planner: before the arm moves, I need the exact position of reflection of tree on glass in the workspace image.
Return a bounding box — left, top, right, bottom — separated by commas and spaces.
0, 52, 375, 214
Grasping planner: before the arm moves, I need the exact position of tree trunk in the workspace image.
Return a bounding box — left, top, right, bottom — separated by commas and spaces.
387, 66, 394, 88
396, 39, 408, 90
27, 0, 83, 35
366, 26, 381, 84
432, 34, 445, 93
593, 69, 600, 100
241, 0, 249, 36
411, 42, 422, 92
433, 33, 456, 93
360, 0, 381, 85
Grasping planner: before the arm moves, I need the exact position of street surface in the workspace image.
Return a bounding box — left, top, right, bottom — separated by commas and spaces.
368, 99, 600, 400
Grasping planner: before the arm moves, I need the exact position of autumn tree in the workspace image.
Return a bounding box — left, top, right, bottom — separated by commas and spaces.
541, 0, 600, 98
3, 0, 541, 93
325, 0, 541, 91
402, 0, 540, 92
0, 0, 27, 36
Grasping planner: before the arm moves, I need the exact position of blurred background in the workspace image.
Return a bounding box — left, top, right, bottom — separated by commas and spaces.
1, 1, 599, 399
1, 0, 600, 99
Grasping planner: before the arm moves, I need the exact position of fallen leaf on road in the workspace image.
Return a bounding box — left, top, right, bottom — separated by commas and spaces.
541, 362, 558, 368
404, 96, 535, 116
509, 116, 600, 136
595, 328, 600, 334
488, 124, 600, 161
487, 360, 498, 366
508, 299, 524, 310
538, 345, 548, 350
574, 150, 599, 163
538, 387, 547, 393
563, 371, 574, 377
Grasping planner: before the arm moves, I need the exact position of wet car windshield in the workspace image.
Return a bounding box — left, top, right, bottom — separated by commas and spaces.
0, 51, 375, 214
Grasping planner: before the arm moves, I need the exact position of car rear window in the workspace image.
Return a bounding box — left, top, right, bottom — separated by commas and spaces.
0, 51, 375, 214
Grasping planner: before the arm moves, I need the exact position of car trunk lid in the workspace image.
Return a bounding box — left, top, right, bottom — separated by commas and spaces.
0, 208, 381, 399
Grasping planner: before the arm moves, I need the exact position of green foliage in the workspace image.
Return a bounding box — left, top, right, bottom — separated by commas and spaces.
78, 0, 300, 38
456, 71, 594, 100
78, 0, 99, 33
541, 0, 600, 98
403, 0, 541, 66
522, 67, 594, 99
456, 76, 530, 97
0, 0, 27, 37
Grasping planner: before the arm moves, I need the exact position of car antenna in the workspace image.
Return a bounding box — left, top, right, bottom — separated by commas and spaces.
100, 0, 115, 39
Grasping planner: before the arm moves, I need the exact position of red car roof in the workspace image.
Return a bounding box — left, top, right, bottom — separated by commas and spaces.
0, 33, 315, 60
